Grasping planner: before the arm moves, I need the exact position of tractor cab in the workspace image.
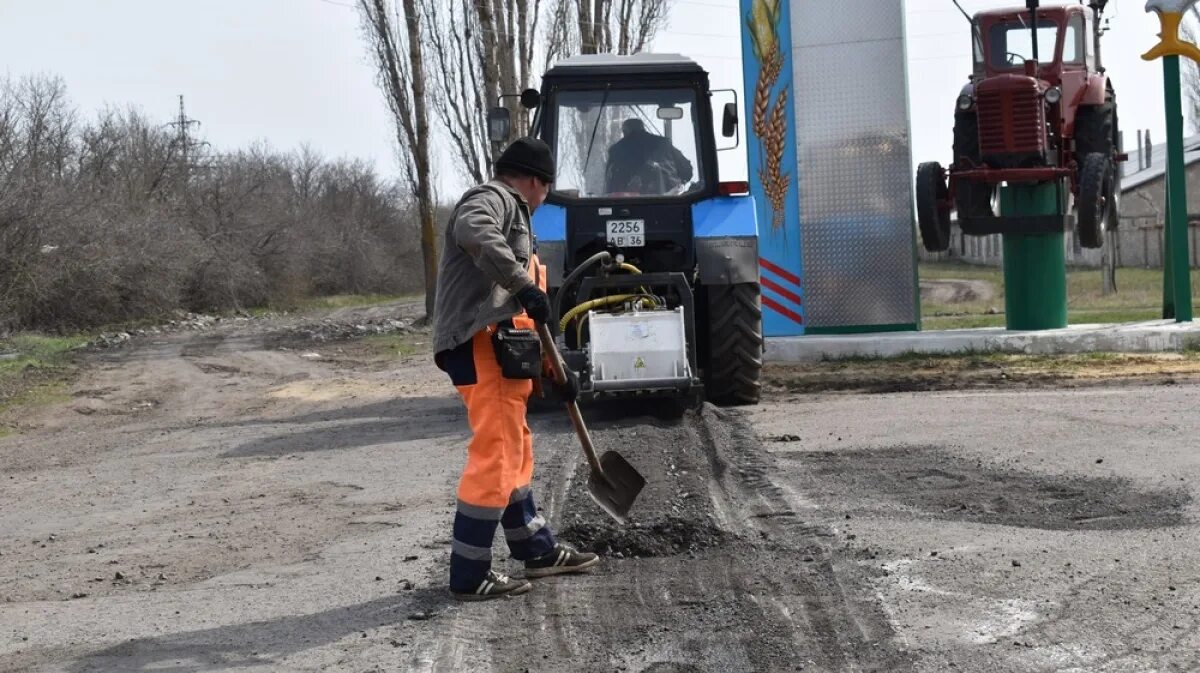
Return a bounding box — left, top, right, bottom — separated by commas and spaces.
488, 53, 763, 407
523, 54, 733, 281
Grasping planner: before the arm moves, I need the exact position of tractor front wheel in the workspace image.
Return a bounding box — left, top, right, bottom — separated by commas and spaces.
705, 282, 763, 406
1077, 152, 1114, 249
916, 162, 952, 252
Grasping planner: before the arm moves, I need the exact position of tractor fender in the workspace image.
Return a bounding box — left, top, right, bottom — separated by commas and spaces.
531, 203, 567, 288
693, 196, 759, 286
1079, 72, 1108, 107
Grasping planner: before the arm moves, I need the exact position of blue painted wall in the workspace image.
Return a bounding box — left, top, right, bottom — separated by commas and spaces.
741, 0, 804, 335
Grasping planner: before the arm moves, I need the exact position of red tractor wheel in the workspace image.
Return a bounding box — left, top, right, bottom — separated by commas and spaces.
916, 162, 952, 252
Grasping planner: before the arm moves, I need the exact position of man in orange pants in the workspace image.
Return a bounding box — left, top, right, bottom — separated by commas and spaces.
433, 137, 599, 601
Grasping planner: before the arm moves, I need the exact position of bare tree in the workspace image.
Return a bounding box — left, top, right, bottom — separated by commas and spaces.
421, 0, 670, 186
1185, 9, 1200, 131
421, 0, 546, 184
358, 0, 438, 318
545, 0, 668, 59
0, 74, 420, 332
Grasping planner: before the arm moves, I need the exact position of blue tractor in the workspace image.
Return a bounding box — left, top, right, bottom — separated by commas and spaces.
491, 53, 763, 406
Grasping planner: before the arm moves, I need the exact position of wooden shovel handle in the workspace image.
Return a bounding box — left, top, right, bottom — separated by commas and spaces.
536, 323, 606, 478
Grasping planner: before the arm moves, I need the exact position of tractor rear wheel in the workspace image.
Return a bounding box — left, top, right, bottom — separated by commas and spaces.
916, 162, 951, 252
705, 282, 763, 406
1077, 152, 1114, 249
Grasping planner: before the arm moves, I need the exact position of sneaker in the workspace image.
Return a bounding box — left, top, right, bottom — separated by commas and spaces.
524, 544, 600, 578
451, 570, 532, 602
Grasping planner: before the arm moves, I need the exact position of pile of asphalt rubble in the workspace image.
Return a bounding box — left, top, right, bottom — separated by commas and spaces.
289, 317, 412, 342
86, 312, 414, 350
89, 313, 230, 349
557, 405, 741, 558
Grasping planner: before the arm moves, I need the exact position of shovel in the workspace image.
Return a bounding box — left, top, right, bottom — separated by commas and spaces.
536, 323, 645, 524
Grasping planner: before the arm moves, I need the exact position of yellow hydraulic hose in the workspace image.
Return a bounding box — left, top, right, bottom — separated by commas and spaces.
559, 294, 641, 334
558, 262, 652, 341
573, 295, 657, 345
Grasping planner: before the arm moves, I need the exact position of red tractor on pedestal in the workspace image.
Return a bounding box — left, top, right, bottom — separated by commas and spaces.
916, 0, 1124, 251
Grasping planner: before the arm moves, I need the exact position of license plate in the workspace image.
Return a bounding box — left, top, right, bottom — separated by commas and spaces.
606, 219, 645, 247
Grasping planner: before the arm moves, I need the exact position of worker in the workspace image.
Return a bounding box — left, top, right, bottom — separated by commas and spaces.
604, 117, 694, 195
432, 137, 599, 601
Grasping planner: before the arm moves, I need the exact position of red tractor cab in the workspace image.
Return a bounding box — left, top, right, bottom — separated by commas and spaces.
917, 0, 1122, 251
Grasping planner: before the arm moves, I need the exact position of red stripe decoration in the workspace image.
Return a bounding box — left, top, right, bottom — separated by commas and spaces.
763, 295, 803, 325
759, 257, 801, 287
761, 275, 801, 307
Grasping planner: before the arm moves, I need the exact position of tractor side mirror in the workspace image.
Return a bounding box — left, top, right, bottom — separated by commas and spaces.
722, 102, 738, 138
488, 107, 511, 144
520, 89, 541, 110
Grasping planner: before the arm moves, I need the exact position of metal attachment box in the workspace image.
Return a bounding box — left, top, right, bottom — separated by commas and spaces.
587, 308, 692, 391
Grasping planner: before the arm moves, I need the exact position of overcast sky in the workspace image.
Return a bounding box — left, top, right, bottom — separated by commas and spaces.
0, 0, 1180, 197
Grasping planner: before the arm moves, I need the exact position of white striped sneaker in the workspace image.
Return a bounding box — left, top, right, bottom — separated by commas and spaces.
451, 571, 532, 602
524, 544, 600, 578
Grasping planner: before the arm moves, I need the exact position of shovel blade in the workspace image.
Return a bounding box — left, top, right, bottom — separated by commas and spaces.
586, 450, 646, 524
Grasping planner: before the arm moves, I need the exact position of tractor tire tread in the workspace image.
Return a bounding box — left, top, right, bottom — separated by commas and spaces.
706, 283, 763, 406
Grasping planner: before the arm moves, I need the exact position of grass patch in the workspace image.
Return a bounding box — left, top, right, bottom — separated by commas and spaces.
0, 335, 88, 375
360, 331, 429, 359
0, 334, 87, 428
920, 261, 1200, 330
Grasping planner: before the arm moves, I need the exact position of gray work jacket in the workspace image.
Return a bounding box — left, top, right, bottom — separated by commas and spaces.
432, 180, 535, 354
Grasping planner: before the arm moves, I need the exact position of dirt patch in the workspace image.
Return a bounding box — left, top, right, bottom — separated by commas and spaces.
920, 278, 997, 304
764, 353, 1200, 395
793, 446, 1190, 530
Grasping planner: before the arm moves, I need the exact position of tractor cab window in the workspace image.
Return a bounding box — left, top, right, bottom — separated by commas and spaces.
988, 18, 1060, 69
550, 88, 703, 200
1063, 14, 1085, 64
972, 26, 985, 73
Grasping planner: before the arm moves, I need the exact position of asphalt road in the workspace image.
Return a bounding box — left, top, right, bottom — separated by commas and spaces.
2, 304, 1198, 672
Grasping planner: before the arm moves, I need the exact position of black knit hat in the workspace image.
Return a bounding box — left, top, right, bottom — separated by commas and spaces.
495, 137, 555, 183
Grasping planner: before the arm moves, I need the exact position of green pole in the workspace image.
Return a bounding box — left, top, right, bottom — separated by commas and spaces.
1163, 55, 1194, 322
1001, 182, 1068, 330
1163, 169, 1176, 319
1156, 166, 1176, 316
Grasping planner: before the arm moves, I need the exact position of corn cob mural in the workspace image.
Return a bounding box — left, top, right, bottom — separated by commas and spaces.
746, 0, 790, 234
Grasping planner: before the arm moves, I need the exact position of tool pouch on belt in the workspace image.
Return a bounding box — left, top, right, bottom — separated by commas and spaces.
491, 323, 542, 379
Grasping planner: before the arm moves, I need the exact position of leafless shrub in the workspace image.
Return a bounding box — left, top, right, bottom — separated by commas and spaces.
0, 75, 421, 332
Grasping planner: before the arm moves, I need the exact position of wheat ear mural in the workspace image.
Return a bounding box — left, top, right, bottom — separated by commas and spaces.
746, 0, 790, 234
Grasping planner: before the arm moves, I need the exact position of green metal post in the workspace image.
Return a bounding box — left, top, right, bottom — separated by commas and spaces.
1163, 168, 1176, 319
1001, 183, 1068, 330
1163, 55, 1194, 322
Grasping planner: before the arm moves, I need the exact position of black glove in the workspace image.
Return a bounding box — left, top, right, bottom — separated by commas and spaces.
553, 365, 580, 403
516, 284, 551, 325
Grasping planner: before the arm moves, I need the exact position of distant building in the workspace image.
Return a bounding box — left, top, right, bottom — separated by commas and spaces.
1115, 134, 1200, 269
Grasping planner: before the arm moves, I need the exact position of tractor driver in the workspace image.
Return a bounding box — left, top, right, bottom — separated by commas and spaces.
604, 118, 694, 195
